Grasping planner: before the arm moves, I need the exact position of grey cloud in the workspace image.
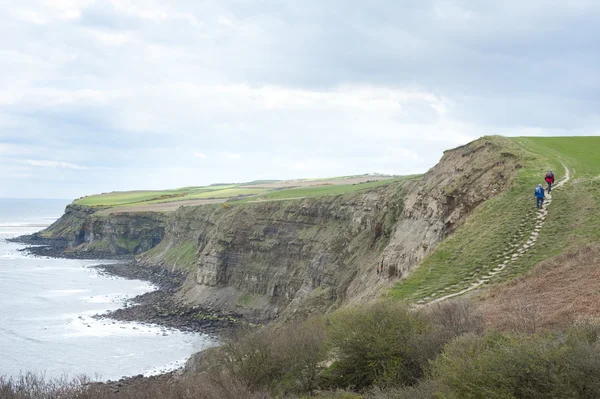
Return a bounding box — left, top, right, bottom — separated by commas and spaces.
0, 0, 598, 198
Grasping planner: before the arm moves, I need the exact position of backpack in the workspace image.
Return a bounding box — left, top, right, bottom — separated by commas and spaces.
546, 172, 554, 179
535, 186, 543, 196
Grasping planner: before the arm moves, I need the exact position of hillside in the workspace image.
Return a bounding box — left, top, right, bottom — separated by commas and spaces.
131, 136, 526, 319
32, 135, 526, 320
11, 135, 600, 399
391, 136, 600, 320
31, 135, 599, 323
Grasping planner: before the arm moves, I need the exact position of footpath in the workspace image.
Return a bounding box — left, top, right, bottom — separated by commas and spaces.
421, 165, 571, 305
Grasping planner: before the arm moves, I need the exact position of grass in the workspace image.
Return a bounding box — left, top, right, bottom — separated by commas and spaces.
75, 191, 179, 206
161, 241, 198, 270
115, 237, 141, 253
240, 177, 417, 202
390, 136, 600, 302
186, 188, 267, 200
73, 177, 404, 209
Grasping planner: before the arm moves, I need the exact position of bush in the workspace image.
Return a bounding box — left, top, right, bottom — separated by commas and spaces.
210, 319, 328, 395
431, 328, 600, 399
322, 301, 430, 390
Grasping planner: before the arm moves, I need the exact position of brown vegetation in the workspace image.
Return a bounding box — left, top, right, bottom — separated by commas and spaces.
482, 245, 600, 331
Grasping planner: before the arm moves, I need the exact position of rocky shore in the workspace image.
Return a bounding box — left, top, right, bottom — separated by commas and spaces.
9, 233, 128, 260
11, 234, 243, 340
94, 263, 242, 335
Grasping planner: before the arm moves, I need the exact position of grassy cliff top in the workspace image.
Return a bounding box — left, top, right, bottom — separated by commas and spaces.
73, 174, 409, 212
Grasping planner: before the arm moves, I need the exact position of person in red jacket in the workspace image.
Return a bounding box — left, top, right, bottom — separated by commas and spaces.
545, 170, 555, 193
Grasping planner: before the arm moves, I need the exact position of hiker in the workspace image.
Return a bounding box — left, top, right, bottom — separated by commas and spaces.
545, 170, 555, 193
535, 184, 545, 209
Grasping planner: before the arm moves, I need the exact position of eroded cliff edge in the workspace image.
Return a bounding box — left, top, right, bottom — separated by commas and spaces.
36, 136, 526, 321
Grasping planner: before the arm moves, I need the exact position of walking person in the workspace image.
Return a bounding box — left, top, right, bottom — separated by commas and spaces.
535, 184, 545, 209
545, 170, 555, 193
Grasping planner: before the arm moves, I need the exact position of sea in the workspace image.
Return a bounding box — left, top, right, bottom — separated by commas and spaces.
0, 198, 217, 381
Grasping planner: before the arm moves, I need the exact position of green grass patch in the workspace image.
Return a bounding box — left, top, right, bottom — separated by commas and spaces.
186, 187, 266, 199
115, 237, 141, 253
73, 177, 411, 208
75, 191, 176, 206
162, 241, 198, 270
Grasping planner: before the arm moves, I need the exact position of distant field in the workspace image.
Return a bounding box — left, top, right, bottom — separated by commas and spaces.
187, 188, 267, 199
243, 177, 414, 202
74, 174, 403, 212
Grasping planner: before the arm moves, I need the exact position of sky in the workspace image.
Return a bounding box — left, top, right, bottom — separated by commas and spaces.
1, 1, 599, 199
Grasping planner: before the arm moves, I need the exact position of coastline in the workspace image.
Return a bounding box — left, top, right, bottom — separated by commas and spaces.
7, 234, 241, 384
8, 233, 130, 260
10, 234, 242, 334
92, 262, 241, 335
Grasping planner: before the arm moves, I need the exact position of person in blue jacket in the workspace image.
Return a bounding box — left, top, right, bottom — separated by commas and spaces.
534, 184, 545, 209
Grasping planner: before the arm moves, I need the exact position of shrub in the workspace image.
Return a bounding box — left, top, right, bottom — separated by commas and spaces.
0, 372, 271, 399
209, 319, 328, 395
431, 329, 600, 399
410, 299, 484, 372
0, 374, 89, 399
322, 301, 430, 390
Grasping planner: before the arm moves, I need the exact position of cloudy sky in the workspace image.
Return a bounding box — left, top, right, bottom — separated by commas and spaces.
1, 1, 599, 199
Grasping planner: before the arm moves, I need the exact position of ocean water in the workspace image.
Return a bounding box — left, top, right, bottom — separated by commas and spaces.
0, 199, 217, 381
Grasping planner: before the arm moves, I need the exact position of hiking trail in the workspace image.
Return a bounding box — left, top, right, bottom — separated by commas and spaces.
421, 164, 571, 305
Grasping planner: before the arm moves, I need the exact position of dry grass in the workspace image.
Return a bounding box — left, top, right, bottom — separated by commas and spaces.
482, 245, 600, 331
0, 373, 271, 399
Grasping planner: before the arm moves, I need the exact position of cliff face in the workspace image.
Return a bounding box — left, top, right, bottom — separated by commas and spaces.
377, 136, 522, 286
140, 185, 407, 320
41, 136, 525, 320
40, 205, 167, 255
140, 136, 524, 320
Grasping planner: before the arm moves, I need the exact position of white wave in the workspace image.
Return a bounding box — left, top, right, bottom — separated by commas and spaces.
143, 357, 190, 377
43, 289, 89, 297
83, 293, 130, 304
64, 316, 183, 338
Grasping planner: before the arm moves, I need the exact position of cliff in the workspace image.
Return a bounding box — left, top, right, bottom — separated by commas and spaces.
141, 136, 525, 320
39, 205, 167, 256
38, 136, 525, 320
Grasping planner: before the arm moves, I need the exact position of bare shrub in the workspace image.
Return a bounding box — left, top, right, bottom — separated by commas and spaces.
0, 374, 89, 399
271, 318, 328, 395
0, 372, 271, 399
423, 298, 484, 337
207, 318, 328, 395
404, 299, 485, 378
505, 298, 542, 334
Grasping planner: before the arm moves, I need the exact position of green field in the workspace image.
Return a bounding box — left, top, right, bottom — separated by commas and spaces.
186, 187, 267, 199
73, 176, 401, 208
241, 177, 415, 202
391, 136, 600, 302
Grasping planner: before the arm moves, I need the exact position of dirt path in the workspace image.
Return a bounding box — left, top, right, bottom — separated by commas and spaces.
424, 164, 571, 305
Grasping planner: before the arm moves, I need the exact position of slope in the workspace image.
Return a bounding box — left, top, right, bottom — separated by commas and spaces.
391, 136, 600, 304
